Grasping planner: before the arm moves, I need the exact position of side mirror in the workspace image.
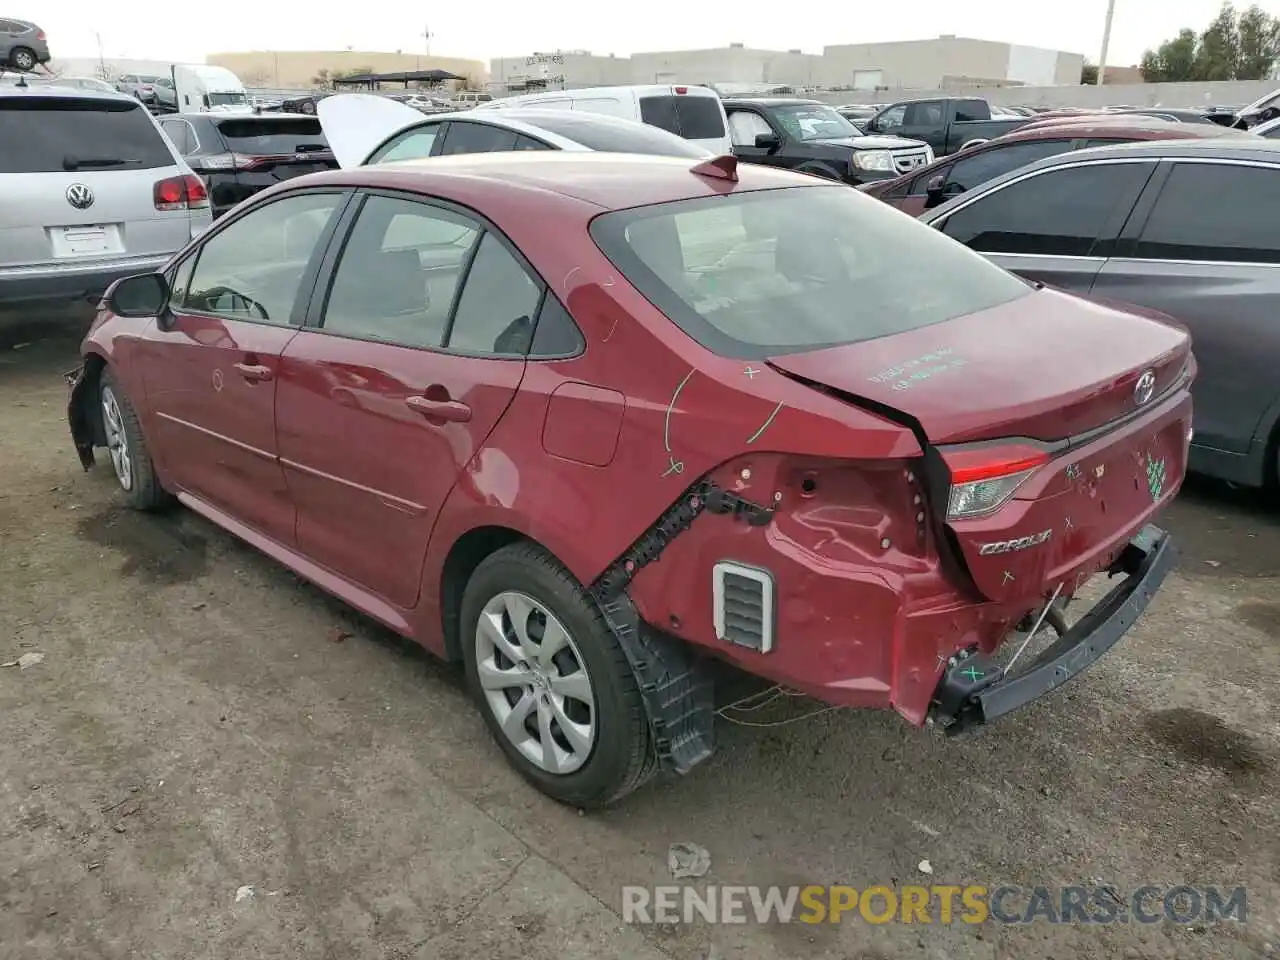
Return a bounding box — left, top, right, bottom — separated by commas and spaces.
924, 174, 954, 210
105, 273, 170, 319
754, 132, 781, 150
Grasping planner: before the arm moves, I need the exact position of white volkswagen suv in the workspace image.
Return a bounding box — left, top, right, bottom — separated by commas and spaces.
0, 82, 212, 307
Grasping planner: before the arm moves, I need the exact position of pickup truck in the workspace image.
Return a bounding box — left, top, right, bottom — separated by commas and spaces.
861, 97, 1030, 157
723, 97, 934, 185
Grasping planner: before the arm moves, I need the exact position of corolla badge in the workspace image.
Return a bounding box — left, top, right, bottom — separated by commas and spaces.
66, 183, 95, 210
978, 529, 1053, 556
1134, 369, 1156, 406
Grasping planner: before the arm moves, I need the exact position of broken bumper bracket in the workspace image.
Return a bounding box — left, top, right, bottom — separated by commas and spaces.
933, 523, 1176, 735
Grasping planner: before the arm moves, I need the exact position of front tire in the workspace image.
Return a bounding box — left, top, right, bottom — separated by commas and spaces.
461, 542, 655, 808
99, 370, 168, 511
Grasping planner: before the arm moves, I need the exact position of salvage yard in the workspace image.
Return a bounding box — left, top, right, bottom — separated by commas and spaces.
2, 322, 1278, 960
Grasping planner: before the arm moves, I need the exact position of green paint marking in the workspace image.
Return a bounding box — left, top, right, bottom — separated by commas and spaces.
962, 666, 983, 682
1145, 453, 1167, 502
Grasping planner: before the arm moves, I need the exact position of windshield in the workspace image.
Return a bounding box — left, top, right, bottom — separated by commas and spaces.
590, 185, 1030, 358
771, 104, 860, 141
208, 91, 247, 106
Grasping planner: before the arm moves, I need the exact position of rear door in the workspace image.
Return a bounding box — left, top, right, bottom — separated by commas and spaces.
638, 89, 731, 153
932, 158, 1157, 291
275, 192, 540, 607
898, 100, 947, 154
1091, 159, 1280, 455
0, 94, 195, 271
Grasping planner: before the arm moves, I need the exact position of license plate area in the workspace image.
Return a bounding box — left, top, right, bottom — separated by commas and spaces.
49, 224, 124, 259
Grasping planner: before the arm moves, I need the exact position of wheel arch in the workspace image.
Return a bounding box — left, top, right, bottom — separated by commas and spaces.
438, 524, 529, 662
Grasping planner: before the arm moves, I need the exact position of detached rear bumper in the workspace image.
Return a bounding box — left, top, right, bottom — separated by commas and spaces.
932, 524, 1175, 734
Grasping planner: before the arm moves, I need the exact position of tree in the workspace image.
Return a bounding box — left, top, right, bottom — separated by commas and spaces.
1139, 3, 1280, 81
1238, 4, 1280, 79
1081, 60, 1099, 84
310, 68, 331, 87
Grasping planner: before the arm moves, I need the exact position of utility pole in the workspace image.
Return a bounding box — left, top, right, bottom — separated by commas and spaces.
423, 24, 432, 57
1097, 0, 1116, 85
96, 32, 107, 81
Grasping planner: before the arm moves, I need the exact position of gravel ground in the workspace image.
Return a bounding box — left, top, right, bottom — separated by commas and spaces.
1, 323, 1277, 960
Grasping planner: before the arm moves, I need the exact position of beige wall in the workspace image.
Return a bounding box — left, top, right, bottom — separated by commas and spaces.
207, 50, 487, 89
822, 38, 1010, 89
629, 46, 822, 87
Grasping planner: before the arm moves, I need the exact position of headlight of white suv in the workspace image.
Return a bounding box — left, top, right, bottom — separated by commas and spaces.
852, 150, 895, 172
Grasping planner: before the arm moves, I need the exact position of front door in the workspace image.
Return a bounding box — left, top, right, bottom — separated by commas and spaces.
276, 192, 542, 608
936, 160, 1155, 291
139, 190, 348, 544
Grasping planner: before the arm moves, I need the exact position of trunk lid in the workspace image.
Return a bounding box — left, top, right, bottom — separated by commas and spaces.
767, 286, 1193, 602
317, 93, 430, 168
766, 286, 1190, 445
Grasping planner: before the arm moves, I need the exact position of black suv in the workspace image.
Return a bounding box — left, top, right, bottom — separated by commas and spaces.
722, 98, 933, 185
157, 113, 336, 218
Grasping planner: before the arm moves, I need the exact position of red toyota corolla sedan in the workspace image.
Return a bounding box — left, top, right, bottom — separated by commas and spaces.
67, 152, 1191, 807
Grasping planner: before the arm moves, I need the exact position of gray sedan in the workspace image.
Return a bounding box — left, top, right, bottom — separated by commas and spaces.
918, 137, 1280, 488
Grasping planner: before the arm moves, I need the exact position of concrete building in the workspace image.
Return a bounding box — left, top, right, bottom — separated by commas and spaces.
206, 50, 487, 90
821, 36, 1084, 91
628, 44, 822, 88
489, 51, 631, 92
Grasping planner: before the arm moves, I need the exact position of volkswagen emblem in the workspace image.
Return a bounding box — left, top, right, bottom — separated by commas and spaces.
66, 183, 95, 210
1134, 369, 1156, 406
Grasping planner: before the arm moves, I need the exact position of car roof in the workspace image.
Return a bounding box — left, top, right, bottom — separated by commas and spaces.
0, 84, 135, 104
995, 117, 1245, 142
1035, 135, 1280, 164
722, 97, 823, 107
288, 151, 823, 214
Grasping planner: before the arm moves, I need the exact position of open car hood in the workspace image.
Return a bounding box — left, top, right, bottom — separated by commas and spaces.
317, 93, 428, 168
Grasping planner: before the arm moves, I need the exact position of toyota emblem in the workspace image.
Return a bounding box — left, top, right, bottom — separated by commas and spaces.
66, 183, 95, 210
1134, 369, 1156, 406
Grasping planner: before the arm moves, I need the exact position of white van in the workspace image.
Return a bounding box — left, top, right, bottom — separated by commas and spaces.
475, 84, 731, 154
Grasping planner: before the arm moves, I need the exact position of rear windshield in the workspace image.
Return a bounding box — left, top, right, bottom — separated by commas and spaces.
639, 94, 726, 140
590, 185, 1031, 358
213, 117, 328, 155
0, 97, 174, 174
511, 111, 710, 157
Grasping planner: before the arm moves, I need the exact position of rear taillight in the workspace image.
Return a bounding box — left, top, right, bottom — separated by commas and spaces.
154, 174, 209, 211
36, 30, 45, 40
942, 444, 1049, 521
194, 153, 285, 172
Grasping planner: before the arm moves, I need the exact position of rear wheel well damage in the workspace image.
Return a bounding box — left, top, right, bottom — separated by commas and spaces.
440, 525, 526, 662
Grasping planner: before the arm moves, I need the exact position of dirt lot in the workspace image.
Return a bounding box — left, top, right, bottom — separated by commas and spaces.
1, 322, 1278, 960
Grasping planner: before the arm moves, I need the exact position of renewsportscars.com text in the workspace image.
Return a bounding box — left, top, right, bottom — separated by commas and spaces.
622, 884, 1247, 926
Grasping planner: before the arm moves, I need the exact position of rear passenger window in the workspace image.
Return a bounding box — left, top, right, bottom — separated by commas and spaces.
941, 162, 1152, 257
182, 192, 341, 324
0, 97, 174, 173
639, 96, 681, 137
514, 134, 552, 151
322, 195, 480, 348
530, 293, 585, 358
438, 121, 518, 155
445, 234, 542, 355
160, 119, 195, 155
1135, 163, 1280, 264
371, 124, 442, 164
943, 140, 1077, 192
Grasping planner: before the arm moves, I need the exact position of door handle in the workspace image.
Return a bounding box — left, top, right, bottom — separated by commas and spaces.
405, 395, 471, 423
233, 362, 273, 383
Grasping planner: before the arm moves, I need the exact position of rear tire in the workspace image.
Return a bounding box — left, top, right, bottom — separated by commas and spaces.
10, 47, 36, 72
99, 369, 168, 511
460, 542, 655, 808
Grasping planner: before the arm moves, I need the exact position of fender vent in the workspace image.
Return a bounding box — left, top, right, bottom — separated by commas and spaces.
712, 562, 775, 653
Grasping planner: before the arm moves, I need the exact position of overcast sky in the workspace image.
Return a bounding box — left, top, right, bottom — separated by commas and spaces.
22, 0, 1276, 68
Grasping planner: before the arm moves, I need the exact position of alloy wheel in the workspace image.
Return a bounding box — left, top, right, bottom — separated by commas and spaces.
474, 591, 596, 775
12, 50, 34, 71
101, 384, 133, 492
